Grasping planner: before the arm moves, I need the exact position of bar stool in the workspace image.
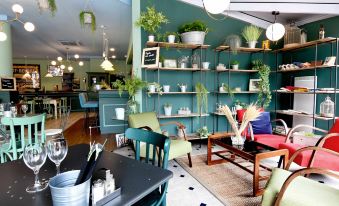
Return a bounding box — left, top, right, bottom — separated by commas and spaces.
79, 93, 99, 134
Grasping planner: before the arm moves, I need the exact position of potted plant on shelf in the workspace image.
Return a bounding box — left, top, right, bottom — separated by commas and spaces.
195, 82, 208, 114
112, 76, 147, 114
234, 99, 247, 110
135, 6, 169, 42
178, 20, 208, 45
241, 25, 262, 48
147, 82, 163, 95
79, 11, 96, 32
159, 56, 165, 68
177, 83, 187, 92
164, 103, 172, 116
37, 0, 57, 16
197, 126, 210, 139
251, 59, 271, 108
163, 31, 179, 43
230, 60, 239, 70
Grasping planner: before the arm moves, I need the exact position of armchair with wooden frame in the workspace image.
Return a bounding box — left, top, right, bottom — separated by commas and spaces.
262, 146, 339, 206
128, 112, 192, 167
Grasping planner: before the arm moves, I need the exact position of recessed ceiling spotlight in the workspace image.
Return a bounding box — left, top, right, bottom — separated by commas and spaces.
110, 48, 115, 52
74, 54, 80, 59
57, 56, 63, 61
51, 61, 56, 65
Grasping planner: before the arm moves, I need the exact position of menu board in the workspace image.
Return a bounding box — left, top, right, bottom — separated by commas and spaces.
0, 77, 16, 91
142, 47, 159, 68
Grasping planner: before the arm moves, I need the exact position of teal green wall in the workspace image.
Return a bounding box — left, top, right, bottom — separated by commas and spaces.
0, 23, 13, 77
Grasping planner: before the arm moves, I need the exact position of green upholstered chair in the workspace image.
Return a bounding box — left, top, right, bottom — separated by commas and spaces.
1, 114, 46, 160
128, 112, 192, 167
125, 128, 171, 206
262, 146, 339, 206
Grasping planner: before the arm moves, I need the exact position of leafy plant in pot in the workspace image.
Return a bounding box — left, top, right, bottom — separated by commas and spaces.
197, 126, 210, 139
251, 60, 271, 108
241, 25, 262, 49
135, 6, 169, 42
195, 83, 208, 114
37, 0, 57, 16
178, 20, 208, 45
164, 103, 172, 116
147, 82, 163, 95
79, 11, 96, 32
230, 60, 239, 70
162, 31, 179, 43
112, 77, 147, 114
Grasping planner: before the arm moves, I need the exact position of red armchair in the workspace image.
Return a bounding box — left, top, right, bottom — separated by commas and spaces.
279, 119, 339, 171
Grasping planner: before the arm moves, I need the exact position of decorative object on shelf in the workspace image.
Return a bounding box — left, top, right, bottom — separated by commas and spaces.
135, 6, 169, 42
177, 83, 187, 92
79, 11, 96, 32
178, 20, 208, 45
142, 47, 160, 68
262, 40, 270, 49
216, 63, 226, 70
284, 22, 301, 48
219, 83, 225, 92
191, 53, 200, 68
37, 0, 57, 16
249, 79, 261, 91
195, 82, 208, 114
163, 31, 178, 43
147, 82, 162, 95
0, 4, 35, 42
164, 103, 172, 116
230, 60, 239, 70
163, 85, 170, 93
163, 59, 177, 68
266, 11, 285, 42
178, 56, 189, 68
234, 99, 247, 110
251, 60, 271, 108
197, 126, 210, 138
234, 87, 241, 92
222, 84, 235, 99
159, 56, 164, 68
278, 64, 300, 71
300, 29, 307, 44
224, 34, 241, 54
323, 56, 336, 66
241, 25, 262, 48
202, 62, 210, 69
220, 104, 261, 146
320, 96, 335, 118
178, 107, 191, 115
319, 24, 325, 40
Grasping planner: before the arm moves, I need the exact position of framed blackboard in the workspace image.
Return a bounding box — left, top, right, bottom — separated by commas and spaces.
142, 47, 159, 68
0, 77, 16, 91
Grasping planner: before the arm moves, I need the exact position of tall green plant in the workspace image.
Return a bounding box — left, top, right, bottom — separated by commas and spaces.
195, 83, 208, 114
252, 60, 271, 108
135, 6, 169, 34
242, 25, 262, 42
79, 11, 96, 32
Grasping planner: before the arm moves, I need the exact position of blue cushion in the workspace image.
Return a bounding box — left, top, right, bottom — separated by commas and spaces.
250, 112, 272, 134
83, 101, 98, 108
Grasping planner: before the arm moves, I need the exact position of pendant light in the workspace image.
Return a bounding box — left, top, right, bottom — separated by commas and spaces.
266, 11, 285, 42
100, 27, 114, 71
22, 56, 32, 80
202, 0, 230, 15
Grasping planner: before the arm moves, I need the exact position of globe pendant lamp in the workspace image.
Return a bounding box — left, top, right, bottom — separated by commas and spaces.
202, 0, 230, 15
266, 11, 285, 42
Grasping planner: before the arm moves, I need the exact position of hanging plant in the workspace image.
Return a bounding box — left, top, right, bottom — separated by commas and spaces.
195, 82, 208, 114
79, 11, 96, 32
135, 6, 169, 35
37, 0, 57, 16
251, 60, 271, 108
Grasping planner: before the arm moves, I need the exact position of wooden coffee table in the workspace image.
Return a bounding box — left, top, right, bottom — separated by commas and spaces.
207, 132, 289, 196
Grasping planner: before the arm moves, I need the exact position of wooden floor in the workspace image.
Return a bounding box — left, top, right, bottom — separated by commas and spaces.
45, 112, 117, 152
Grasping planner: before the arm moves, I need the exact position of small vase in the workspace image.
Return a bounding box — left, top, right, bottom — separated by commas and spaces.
231, 65, 239, 70
164, 106, 172, 116
179, 86, 187, 93
163, 85, 170, 93
202, 62, 210, 69
248, 41, 257, 49
168, 35, 176, 43
148, 35, 155, 42
148, 85, 156, 93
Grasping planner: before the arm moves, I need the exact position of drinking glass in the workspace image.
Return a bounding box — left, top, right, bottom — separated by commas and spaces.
47, 137, 68, 175
10, 106, 17, 117
23, 143, 48, 193
21, 104, 28, 116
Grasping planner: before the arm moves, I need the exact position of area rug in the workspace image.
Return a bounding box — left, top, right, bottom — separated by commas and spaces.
176, 154, 271, 206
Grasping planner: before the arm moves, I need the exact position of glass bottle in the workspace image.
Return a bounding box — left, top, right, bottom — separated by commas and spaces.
319, 25, 325, 39
320, 96, 334, 117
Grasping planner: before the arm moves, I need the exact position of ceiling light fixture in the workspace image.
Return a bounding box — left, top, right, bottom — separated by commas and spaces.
112, 55, 116, 59
266, 11, 285, 42
0, 4, 35, 42
79, 61, 84, 66
74, 54, 79, 59
57, 56, 63, 61
110, 48, 115, 51
100, 26, 114, 71
202, 0, 229, 20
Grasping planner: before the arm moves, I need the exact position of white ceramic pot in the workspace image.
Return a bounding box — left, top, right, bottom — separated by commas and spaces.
202, 62, 210, 69
148, 35, 155, 42
163, 85, 170, 93
148, 85, 156, 93
168, 35, 176, 43
180, 31, 206, 45
115, 108, 125, 120
219, 86, 225, 92
234, 87, 241, 92
164, 106, 172, 116
231, 64, 239, 70
159, 62, 162, 68
248, 41, 257, 48
179, 86, 187, 92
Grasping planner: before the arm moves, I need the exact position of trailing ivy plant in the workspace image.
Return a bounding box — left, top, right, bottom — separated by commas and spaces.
251, 60, 271, 108
135, 6, 169, 35
79, 11, 96, 32
195, 82, 208, 114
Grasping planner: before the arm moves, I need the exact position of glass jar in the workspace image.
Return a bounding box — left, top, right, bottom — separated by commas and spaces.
320, 96, 334, 117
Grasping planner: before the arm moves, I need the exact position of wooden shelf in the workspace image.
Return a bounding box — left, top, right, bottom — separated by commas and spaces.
158, 113, 209, 119
275, 110, 337, 121
148, 92, 198, 95
144, 67, 210, 72
273, 65, 337, 73
215, 46, 271, 52
215, 69, 258, 73
215, 91, 259, 94
146, 41, 210, 49
274, 89, 339, 94
276, 37, 337, 52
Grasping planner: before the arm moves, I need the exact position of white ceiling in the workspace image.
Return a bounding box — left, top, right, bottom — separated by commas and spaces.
0, 0, 132, 59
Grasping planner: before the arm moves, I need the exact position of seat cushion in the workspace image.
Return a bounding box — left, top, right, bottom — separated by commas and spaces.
128, 112, 162, 134
254, 134, 286, 149
324, 119, 339, 152
83, 101, 98, 108
262, 168, 339, 206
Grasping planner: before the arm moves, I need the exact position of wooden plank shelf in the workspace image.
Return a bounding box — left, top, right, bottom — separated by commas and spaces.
215, 46, 271, 52
146, 41, 210, 49
274, 110, 338, 121
148, 92, 198, 95
275, 37, 337, 52
158, 113, 209, 119
274, 89, 339, 94
214, 91, 259, 94
144, 67, 210, 72
273, 65, 337, 73
215, 69, 258, 73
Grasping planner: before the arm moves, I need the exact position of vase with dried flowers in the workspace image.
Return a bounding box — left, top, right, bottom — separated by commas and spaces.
220, 104, 261, 145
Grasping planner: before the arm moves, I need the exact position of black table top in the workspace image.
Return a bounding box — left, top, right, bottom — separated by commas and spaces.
218, 138, 277, 154
0, 144, 173, 206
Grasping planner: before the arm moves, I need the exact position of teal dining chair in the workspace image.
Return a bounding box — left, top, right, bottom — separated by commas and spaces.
1, 113, 46, 160
125, 128, 171, 206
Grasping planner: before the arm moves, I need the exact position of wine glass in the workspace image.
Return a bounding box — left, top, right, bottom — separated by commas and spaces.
21, 104, 28, 116
47, 137, 68, 175
23, 143, 48, 193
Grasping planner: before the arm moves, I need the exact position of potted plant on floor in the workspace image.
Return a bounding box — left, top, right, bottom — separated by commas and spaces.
164, 103, 172, 116
241, 25, 262, 48
195, 82, 208, 114
112, 76, 147, 114
197, 126, 210, 139
230, 60, 239, 70
251, 59, 271, 108
135, 6, 169, 42
178, 20, 208, 45
79, 11, 96, 32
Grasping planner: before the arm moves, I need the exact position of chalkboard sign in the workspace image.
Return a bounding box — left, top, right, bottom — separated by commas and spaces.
142, 47, 159, 68
0, 77, 16, 91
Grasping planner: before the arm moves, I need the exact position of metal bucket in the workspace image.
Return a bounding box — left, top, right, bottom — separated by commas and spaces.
180, 31, 206, 45
49, 170, 91, 206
